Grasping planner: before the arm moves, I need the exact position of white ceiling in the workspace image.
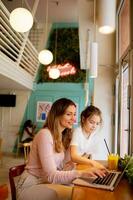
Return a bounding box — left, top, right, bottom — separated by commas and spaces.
33, 0, 78, 23
2, 0, 78, 23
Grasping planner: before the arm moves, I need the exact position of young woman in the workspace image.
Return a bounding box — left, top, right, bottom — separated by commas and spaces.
21, 120, 36, 143
70, 105, 106, 169
16, 98, 106, 200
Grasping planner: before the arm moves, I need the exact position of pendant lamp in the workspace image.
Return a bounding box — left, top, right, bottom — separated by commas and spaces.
97, 0, 116, 34
9, 7, 33, 33
48, 2, 60, 79
89, 0, 98, 78
38, 0, 53, 65
49, 68, 60, 79
38, 50, 53, 65
90, 42, 98, 78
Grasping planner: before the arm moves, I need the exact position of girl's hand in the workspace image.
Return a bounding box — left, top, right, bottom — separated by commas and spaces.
63, 161, 76, 171
91, 160, 107, 171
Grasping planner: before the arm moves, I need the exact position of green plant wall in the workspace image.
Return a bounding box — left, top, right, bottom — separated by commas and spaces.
37, 23, 86, 83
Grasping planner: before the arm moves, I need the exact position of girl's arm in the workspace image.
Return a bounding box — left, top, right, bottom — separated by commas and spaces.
70, 145, 106, 169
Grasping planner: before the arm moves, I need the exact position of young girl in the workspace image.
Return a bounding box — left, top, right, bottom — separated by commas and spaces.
70, 105, 106, 169
16, 99, 106, 200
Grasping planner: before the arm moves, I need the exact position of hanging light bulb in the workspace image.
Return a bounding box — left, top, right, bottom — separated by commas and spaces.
38, 50, 53, 65
9, 8, 33, 33
89, 0, 98, 78
97, 0, 116, 34
49, 68, 60, 79
38, 0, 53, 65
46, 1, 59, 79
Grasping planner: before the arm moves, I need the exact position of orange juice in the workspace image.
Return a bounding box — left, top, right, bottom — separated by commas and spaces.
108, 154, 119, 170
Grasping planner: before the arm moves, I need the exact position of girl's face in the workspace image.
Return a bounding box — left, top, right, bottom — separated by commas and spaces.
59, 105, 76, 130
82, 114, 101, 134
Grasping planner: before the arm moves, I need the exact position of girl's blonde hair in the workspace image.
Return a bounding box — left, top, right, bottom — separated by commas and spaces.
43, 98, 76, 153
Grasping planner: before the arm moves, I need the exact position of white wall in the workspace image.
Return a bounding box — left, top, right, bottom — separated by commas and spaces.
0, 90, 31, 153
78, 0, 116, 70
94, 66, 115, 159
78, 0, 116, 159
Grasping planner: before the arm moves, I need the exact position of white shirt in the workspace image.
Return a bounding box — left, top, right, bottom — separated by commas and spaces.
21, 127, 33, 141
70, 126, 107, 160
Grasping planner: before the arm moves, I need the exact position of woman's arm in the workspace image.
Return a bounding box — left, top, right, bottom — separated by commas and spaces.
25, 124, 36, 137
29, 129, 106, 185
37, 130, 79, 185
25, 127, 34, 137
70, 145, 106, 169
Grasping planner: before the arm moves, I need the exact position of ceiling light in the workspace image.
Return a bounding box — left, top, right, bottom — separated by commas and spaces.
49, 68, 60, 79
90, 42, 98, 78
9, 8, 33, 33
38, 50, 53, 65
97, 0, 116, 34
89, 0, 98, 78
99, 26, 115, 34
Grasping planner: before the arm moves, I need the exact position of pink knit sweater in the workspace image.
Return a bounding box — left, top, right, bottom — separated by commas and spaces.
26, 128, 78, 185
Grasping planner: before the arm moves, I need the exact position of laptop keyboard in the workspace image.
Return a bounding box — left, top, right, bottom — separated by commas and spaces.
92, 172, 116, 186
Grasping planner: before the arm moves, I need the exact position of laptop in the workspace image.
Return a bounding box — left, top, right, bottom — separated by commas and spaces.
73, 158, 132, 191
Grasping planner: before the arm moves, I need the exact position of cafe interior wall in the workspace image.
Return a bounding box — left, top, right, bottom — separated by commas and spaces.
15, 35, 115, 160
0, 0, 115, 158
9, 22, 89, 154
17, 23, 88, 149
78, 0, 116, 156
0, 17, 88, 153
94, 32, 116, 154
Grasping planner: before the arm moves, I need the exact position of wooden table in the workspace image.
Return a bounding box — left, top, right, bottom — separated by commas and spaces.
72, 178, 133, 200
72, 162, 133, 200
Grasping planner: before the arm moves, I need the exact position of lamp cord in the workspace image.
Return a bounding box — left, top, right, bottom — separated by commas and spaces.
54, 1, 59, 65
55, 26, 58, 65
45, 0, 49, 47
94, 0, 96, 41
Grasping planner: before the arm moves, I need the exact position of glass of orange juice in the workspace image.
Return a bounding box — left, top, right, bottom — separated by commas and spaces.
108, 154, 119, 171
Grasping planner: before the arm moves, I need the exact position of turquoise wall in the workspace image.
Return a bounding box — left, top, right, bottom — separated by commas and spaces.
25, 82, 86, 130
13, 82, 87, 152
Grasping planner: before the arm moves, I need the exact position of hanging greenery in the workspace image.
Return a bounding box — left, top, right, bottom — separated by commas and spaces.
38, 27, 86, 83
118, 155, 133, 185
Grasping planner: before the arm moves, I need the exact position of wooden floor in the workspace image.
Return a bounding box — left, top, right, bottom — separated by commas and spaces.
0, 154, 24, 200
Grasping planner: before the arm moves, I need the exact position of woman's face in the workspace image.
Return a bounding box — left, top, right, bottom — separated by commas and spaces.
82, 114, 101, 134
59, 105, 76, 130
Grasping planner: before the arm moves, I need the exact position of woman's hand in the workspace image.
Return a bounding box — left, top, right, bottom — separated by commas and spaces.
79, 167, 107, 179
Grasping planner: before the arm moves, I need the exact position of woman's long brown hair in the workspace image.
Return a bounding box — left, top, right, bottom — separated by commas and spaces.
43, 98, 76, 153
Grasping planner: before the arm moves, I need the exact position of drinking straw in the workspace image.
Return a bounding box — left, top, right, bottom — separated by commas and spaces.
104, 138, 111, 155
